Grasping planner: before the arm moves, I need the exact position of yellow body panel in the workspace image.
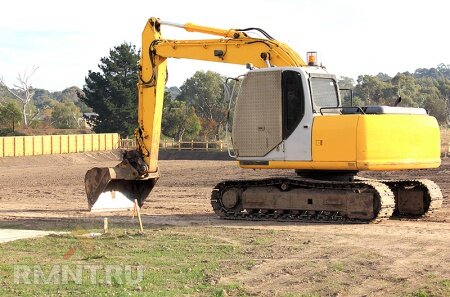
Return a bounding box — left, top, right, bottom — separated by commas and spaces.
312, 115, 358, 162
240, 114, 441, 171
356, 115, 440, 169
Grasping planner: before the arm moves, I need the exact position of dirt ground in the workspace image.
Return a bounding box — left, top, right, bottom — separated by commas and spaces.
0, 151, 449, 296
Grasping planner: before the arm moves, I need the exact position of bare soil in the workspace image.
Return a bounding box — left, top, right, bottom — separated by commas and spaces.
0, 151, 449, 296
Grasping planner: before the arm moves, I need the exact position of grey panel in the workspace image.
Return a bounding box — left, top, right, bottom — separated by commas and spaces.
364, 106, 427, 115
342, 106, 427, 115
232, 70, 282, 157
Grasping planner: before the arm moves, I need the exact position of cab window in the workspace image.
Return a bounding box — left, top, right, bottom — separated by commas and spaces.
282, 71, 304, 139
310, 77, 339, 109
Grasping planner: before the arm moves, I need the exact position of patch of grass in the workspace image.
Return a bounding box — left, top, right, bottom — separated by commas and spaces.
329, 261, 345, 272
248, 237, 265, 245
0, 227, 252, 296
405, 280, 450, 297
441, 279, 450, 288
212, 283, 248, 297
283, 293, 320, 297
405, 289, 429, 297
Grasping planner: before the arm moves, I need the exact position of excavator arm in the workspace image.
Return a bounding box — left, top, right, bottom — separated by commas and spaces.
85, 17, 306, 211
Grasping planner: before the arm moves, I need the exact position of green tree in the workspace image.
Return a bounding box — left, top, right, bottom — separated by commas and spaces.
391, 73, 420, 107
424, 96, 447, 123
167, 86, 181, 98
33, 88, 53, 109
79, 43, 139, 136
0, 101, 22, 130
163, 90, 173, 108
178, 71, 227, 139
354, 75, 391, 105
51, 101, 81, 129
338, 76, 355, 89
162, 99, 201, 141
375, 72, 392, 82
55, 86, 82, 102
338, 76, 355, 106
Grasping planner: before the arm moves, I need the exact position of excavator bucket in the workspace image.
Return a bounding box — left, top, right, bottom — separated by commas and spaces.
85, 162, 158, 212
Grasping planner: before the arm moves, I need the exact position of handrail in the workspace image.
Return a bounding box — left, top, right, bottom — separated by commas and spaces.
319, 106, 366, 116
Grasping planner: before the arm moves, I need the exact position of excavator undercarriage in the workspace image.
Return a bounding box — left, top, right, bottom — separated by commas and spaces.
211, 175, 443, 223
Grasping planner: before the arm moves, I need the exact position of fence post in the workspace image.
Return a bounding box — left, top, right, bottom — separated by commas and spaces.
206, 140, 209, 152
178, 141, 181, 151
220, 140, 223, 152
191, 140, 194, 151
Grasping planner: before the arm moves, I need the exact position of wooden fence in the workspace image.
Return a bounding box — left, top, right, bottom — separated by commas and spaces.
0, 133, 120, 157
119, 138, 229, 152
160, 140, 228, 151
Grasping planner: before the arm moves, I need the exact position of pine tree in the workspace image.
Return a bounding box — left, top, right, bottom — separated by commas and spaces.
79, 43, 140, 136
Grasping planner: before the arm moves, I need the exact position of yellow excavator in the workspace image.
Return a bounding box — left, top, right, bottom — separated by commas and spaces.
85, 17, 443, 222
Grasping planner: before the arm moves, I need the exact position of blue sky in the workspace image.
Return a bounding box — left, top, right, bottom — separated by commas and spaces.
0, 0, 449, 91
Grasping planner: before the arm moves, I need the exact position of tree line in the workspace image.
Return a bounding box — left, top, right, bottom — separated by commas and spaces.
0, 74, 91, 135
1, 42, 449, 138
339, 64, 450, 124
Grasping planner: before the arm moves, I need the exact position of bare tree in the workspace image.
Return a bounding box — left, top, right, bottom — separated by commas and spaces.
0, 66, 39, 127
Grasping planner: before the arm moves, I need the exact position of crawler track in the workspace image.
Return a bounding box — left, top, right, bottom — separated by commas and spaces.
211, 177, 395, 223
356, 177, 443, 218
